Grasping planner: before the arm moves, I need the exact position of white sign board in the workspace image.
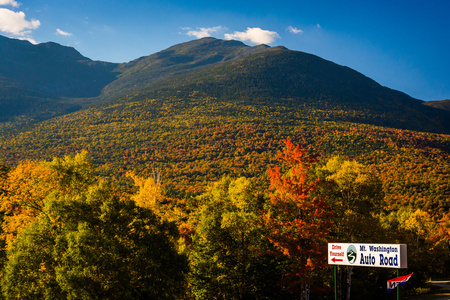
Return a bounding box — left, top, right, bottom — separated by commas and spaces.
328, 243, 407, 269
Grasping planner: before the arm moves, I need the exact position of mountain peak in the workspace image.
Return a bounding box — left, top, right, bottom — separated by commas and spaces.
105, 38, 274, 98
0, 34, 117, 99
36, 41, 89, 62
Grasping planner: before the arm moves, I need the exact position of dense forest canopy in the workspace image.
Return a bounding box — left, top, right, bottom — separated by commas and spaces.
0, 142, 448, 299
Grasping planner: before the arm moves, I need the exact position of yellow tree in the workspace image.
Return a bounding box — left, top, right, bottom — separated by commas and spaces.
0, 160, 58, 247
0, 151, 95, 247
382, 208, 450, 277
128, 170, 185, 223
315, 156, 383, 300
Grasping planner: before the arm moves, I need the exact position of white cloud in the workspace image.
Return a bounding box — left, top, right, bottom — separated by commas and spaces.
184, 26, 223, 38
0, 8, 40, 36
287, 26, 303, 34
0, 0, 20, 7
224, 27, 280, 45
56, 28, 72, 36
317, 24, 321, 29
17, 36, 37, 44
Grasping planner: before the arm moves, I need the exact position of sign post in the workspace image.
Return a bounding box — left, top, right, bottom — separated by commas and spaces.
328, 243, 407, 299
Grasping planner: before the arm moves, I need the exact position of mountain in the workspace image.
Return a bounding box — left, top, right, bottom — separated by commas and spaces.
3, 35, 449, 133
0, 36, 271, 123
0, 35, 118, 97
0, 35, 118, 122
118, 43, 450, 134
101, 37, 273, 99
1, 36, 450, 216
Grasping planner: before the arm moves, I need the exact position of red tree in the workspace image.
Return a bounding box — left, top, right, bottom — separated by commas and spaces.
263, 138, 333, 298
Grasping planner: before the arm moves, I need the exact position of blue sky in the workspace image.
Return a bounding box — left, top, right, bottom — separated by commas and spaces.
1, 0, 449, 101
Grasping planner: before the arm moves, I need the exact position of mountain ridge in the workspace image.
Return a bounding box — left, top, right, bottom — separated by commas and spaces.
121, 44, 450, 133
1, 35, 450, 134
102, 37, 274, 99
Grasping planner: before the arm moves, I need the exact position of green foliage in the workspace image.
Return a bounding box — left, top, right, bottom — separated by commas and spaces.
188, 176, 292, 299
0, 152, 188, 300
315, 155, 384, 241
2, 182, 187, 300
314, 156, 385, 299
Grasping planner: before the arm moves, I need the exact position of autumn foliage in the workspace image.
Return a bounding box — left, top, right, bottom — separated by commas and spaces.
263, 138, 333, 295
0, 139, 448, 299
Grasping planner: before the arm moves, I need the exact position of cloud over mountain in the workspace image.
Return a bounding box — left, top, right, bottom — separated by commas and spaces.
224, 27, 279, 45
56, 28, 72, 36
183, 26, 223, 38
0, 8, 40, 37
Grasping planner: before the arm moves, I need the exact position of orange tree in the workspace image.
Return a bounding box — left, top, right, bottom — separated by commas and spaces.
262, 138, 333, 299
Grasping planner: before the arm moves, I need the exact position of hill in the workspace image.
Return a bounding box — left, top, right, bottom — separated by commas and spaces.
425, 99, 450, 111
132, 45, 450, 133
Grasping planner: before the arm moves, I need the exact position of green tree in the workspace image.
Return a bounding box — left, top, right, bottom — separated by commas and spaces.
380, 208, 450, 285
0, 151, 96, 248
188, 176, 292, 300
2, 179, 187, 300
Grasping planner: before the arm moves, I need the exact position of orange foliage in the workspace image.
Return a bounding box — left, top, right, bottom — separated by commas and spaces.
263, 138, 333, 291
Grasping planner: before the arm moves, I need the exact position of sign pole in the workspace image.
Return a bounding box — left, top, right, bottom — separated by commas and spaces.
334, 265, 337, 300
397, 269, 400, 300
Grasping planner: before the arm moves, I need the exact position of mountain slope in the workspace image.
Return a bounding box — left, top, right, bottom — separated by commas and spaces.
1, 37, 449, 218
0, 35, 119, 123
126, 46, 450, 134
0, 77, 81, 123
101, 37, 272, 99
425, 99, 450, 111
0, 35, 118, 98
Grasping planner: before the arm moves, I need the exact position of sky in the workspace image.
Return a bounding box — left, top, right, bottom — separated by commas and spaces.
0, 0, 449, 101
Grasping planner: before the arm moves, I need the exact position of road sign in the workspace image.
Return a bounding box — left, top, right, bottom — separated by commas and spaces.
328, 243, 407, 269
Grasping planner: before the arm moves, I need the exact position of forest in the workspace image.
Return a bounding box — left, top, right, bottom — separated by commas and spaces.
1, 36, 449, 299
0, 138, 448, 299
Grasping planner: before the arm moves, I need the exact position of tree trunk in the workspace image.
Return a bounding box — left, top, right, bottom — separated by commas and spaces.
346, 266, 353, 300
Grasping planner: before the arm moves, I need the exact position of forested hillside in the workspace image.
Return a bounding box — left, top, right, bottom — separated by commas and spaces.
425, 99, 450, 111
0, 36, 449, 299
1, 89, 449, 211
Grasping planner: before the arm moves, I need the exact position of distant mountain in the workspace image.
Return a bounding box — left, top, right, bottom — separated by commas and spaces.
0, 35, 117, 97
123, 43, 450, 134
0, 35, 117, 122
101, 37, 272, 99
1, 35, 450, 134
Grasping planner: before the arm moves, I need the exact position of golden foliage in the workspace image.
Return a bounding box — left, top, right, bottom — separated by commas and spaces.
0, 160, 58, 247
